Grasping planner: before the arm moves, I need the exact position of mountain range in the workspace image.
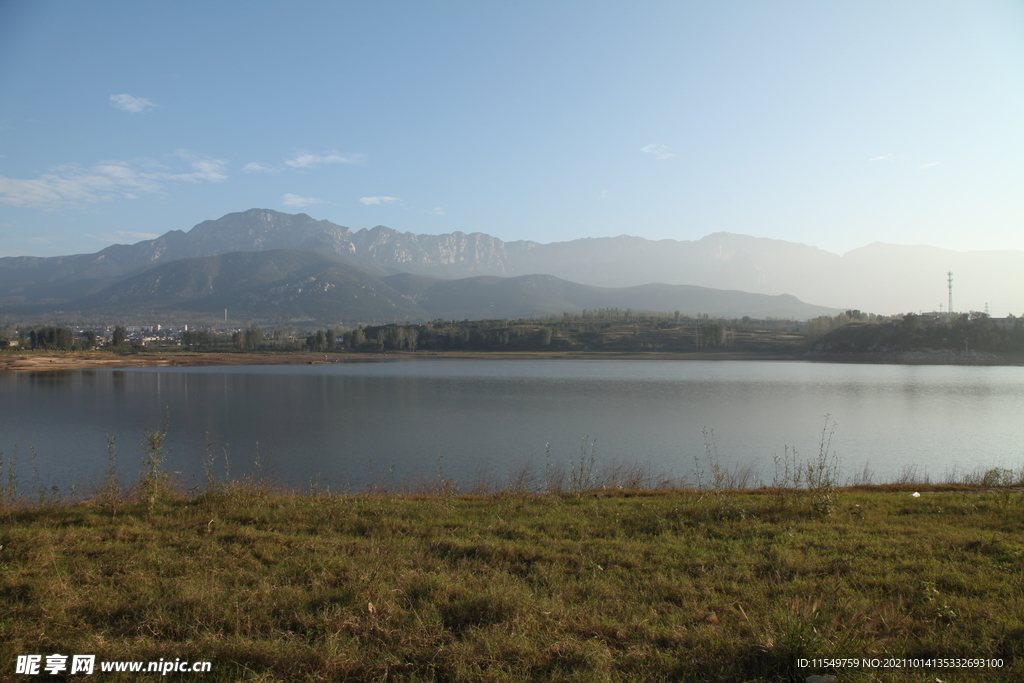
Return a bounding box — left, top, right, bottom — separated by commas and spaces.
2, 208, 1021, 323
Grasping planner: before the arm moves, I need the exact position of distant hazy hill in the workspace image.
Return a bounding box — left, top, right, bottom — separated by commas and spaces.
400, 274, 831, 321
54, 249, 837, 323
502, 234, 1024, 316
2, 208, 1020, 317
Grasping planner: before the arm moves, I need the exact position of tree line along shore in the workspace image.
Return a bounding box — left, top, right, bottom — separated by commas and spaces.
2, 309, 1022, 367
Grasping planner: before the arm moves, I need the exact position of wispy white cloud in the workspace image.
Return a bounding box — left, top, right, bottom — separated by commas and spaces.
0, 165, 147, 208
432, 207, 445, 215
3, 232, 54, 246
919, 161, 941, 169
641, 144, 674, 160
87, 230, 160, 244
244, 151, 363, 173
110, 93, 155, 113
118, 230, 159, 240
243, 162, 275, 173
0, 231, 54, 256
284, 151, 363, 169
870, 153, 918, 163
360, 196, 399, 206
169, 151, 228, 182
282, 193, 320, 207
0, 152, 228, 209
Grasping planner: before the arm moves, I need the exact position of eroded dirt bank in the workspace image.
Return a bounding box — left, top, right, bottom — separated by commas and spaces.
0, 351, 335, 372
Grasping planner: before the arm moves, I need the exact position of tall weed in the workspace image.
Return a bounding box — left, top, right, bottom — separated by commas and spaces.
568, 435, 597, 493
771, 416, 840, 516
0, 445, 18, 510
140, 423, 170, 513
694, 427, 758, 493
97, 435, 121, 520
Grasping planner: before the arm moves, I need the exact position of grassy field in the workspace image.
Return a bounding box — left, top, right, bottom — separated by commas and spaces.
1, 463, 1022, 682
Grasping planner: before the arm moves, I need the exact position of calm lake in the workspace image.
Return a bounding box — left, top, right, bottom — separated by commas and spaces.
2, 359, 1022, 493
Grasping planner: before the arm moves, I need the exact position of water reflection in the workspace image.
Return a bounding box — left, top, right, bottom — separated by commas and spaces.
1, 360, 1021, 491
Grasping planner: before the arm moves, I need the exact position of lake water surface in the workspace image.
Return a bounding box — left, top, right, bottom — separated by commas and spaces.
2, 359, 1021, 492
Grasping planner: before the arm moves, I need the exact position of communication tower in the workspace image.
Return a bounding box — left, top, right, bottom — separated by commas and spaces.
947, 271, 953, 315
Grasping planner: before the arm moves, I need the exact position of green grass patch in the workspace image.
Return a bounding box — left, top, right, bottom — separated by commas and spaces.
1, 481, 1022, 681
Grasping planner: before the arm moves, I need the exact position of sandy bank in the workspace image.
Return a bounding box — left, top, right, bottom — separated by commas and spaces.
10, 347, 1019, 371
0, 351, 331, 372
0, 350, 809, 372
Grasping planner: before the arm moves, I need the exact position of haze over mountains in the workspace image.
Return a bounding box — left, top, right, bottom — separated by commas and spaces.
2, 209, 1021, 323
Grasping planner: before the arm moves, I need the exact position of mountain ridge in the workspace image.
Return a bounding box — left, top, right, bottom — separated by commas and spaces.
54, 249, 837, 323
2, 208, 1022, 316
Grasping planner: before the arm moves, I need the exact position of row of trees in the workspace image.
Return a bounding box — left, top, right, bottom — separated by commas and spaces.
20, 325, 141, 350
27, 309, 979, 355
307, 329, 337, 352
348, 316, 739, 353
814, 312, 1024, 354
545, 309, 686, 323
8, 318, 735, 355
182, 330, 219, 348
804, 310, 884, 341
186, 327, 303, 352
906, 312, 1023, 352
28, 327, 76, 350
233, 327, 264, 351
16, 325, 137, 350
25, 327, 105, 350
354, 321, 550, 351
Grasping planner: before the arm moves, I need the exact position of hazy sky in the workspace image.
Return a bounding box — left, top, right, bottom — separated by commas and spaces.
1, 1, 1022, 258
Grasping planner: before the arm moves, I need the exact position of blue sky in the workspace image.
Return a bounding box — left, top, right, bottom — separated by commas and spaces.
1, 0, 1022, 258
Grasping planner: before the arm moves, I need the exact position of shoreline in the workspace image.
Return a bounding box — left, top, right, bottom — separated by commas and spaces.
0, 350, 805, 372
1, 348, 1019, 372
0, 350, 339, 373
